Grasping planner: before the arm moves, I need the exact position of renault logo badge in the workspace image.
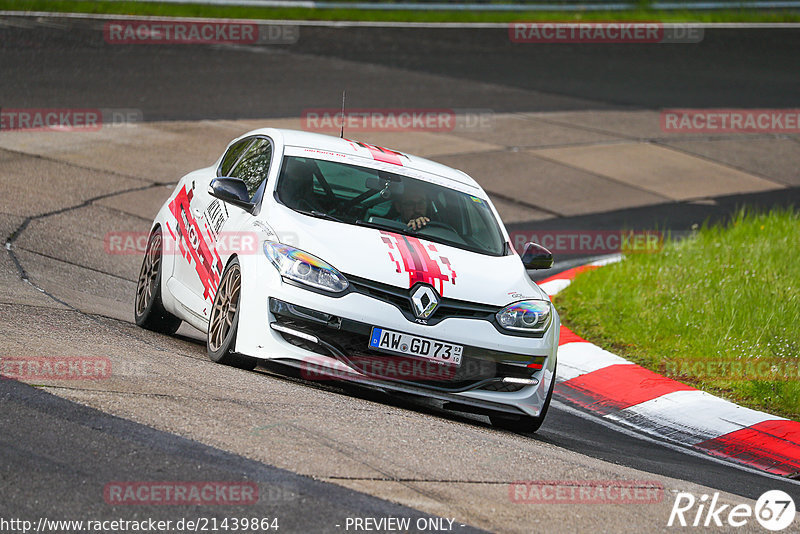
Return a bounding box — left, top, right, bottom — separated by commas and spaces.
410, 284, 440, 319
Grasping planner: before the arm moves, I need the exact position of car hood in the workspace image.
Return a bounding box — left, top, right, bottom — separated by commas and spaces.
267, 208, 547, 307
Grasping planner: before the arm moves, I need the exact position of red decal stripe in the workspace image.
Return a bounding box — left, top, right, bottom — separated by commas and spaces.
408, 236, 446, 293
693, 420, 800, 476
556, 364, 696, 415
168, 186, 220, 300
352, 141, 404, 166
382, 231, 451, 296
387, 252, 401, 273
440, 256, 456, 284
393, 235, 419, 283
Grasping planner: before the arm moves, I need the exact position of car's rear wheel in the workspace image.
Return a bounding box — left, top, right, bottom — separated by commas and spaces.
135, 228, 182, 334
490, 377, 555, 434
207, 258, 257, 371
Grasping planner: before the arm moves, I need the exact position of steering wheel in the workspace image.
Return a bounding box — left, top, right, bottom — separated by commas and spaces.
417, 220, 458, 233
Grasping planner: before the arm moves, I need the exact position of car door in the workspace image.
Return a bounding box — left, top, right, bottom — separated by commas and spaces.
169, 137, 257, 318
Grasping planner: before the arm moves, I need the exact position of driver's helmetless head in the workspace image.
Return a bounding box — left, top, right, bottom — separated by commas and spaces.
395, 185, 429, 221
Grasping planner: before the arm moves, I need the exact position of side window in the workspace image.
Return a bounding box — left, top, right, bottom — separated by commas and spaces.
219, 138, 252, 177
230, 138, 273, 199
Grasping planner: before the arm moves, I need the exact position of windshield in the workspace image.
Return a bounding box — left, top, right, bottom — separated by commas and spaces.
275, 156, 506, 256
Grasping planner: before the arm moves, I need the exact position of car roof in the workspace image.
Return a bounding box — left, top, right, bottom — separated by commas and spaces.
240, 127, 480, 190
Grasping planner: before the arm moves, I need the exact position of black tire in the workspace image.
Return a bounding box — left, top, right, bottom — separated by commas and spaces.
490, 376, 555, 434
135, 228, 182, 335
206, 257, 257, 371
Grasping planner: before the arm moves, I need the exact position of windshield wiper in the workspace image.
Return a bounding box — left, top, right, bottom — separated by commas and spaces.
355, 218, 415, 236
296, 209, 344, 223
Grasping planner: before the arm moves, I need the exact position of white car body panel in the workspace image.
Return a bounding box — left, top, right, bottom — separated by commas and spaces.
147, 128, 560, 418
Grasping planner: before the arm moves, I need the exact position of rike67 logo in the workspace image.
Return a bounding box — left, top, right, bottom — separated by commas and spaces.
669, 490, 796, 531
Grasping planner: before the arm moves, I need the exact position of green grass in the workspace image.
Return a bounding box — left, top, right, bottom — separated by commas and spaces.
555, 208, 800, 419
3, 0, 800, 23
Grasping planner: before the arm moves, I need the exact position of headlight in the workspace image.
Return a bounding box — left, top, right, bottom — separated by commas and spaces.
263, 241, 349, 293
496, 300, 552, 333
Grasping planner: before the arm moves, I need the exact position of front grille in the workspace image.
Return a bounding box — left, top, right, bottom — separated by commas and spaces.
346, 274, 500, 325
269, 298, 543, 393
485, 384, 524, 392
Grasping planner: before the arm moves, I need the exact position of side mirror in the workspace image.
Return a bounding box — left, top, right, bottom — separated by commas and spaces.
209, 177, 255, 212
521, 242, 554, 270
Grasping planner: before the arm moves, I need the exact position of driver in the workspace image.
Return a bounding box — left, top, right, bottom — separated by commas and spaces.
393, 182, 433, 231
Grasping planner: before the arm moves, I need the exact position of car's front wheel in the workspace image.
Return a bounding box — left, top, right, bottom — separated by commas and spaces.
207, 257, 257, 371
135, 228, 182, 334
489, 377, 555, 434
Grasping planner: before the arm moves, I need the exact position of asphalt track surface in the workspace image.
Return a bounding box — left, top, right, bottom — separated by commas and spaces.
2, 15, 800, 532
0, 378, 484, 533
2, 19, 800, 117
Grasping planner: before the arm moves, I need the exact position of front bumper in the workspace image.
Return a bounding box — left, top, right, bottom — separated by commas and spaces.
269, 298, 545, 393
234, 256, 559, 417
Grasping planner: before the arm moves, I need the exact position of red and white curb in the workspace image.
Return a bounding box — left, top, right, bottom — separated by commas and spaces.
541, 256, 800, 478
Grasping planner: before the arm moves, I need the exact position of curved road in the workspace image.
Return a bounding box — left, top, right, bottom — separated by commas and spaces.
1, 15, 799, 533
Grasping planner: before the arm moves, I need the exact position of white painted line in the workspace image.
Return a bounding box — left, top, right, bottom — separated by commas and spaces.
607, 389, 783, 443
538, 254, 621, 297
551, 400, 800, 486
589, 253, 623, 267
539, 278, 571, 297
557, 342, 633, 382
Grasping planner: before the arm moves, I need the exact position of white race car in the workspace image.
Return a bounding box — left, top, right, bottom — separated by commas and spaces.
135, 128, 559, 432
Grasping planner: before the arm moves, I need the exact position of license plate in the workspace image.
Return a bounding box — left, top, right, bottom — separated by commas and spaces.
369, 327, 463, 366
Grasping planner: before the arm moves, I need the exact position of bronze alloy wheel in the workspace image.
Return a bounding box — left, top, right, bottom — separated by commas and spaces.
208, 262, 240, 353
206, 258, 257, 370
134, 228, 182, 334
136, 232, 162, 318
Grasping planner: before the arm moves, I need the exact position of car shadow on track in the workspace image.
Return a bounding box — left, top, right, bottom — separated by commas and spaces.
255, 359, 515, 431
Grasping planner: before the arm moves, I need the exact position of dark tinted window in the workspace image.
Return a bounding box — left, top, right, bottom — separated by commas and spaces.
230, 138, 272, 199
219, 138, 252, 176
276, 156, 505, 256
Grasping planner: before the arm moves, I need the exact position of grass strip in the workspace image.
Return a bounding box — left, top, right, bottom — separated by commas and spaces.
555, 207, 800, 419
1, 0, 800, 22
